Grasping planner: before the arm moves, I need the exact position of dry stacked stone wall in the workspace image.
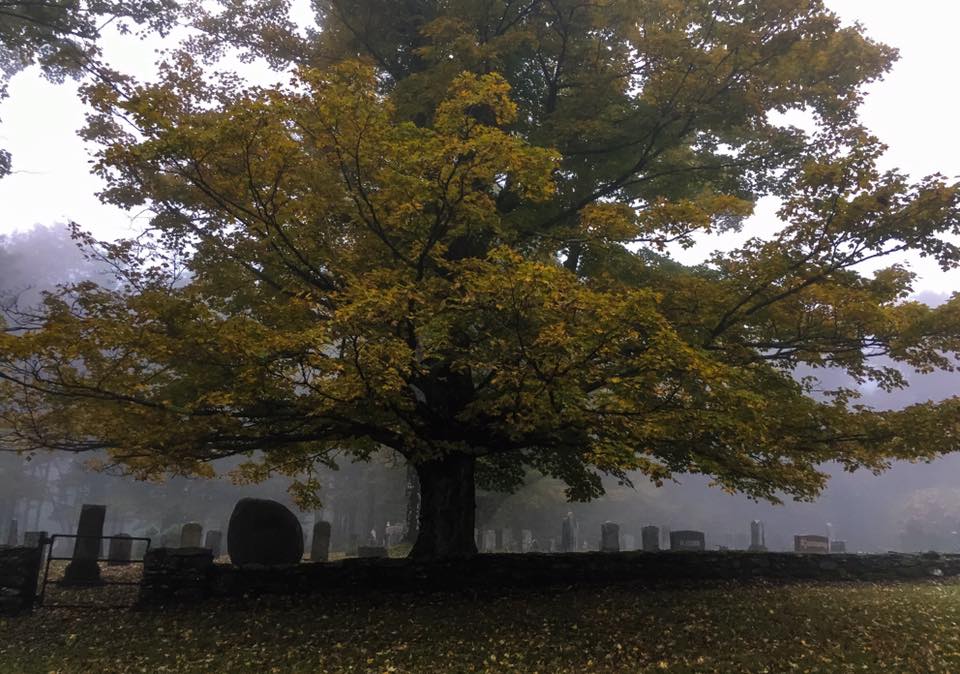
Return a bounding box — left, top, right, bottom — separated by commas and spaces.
137, 550, 960, 608
0, 546, 43, 616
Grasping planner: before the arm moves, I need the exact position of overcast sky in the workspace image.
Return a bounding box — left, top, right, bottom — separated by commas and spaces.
1, 1, 958, 294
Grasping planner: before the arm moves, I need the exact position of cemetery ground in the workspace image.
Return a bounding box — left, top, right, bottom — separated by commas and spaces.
4, 579, 960, 673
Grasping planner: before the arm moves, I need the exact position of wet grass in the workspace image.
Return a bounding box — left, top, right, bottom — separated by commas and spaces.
3, 578, 960, 673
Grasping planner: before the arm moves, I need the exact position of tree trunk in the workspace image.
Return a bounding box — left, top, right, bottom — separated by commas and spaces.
402, 462, 420, 544
410, 453, 477, 560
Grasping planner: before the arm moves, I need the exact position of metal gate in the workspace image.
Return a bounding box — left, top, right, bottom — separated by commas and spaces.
37, 534, 152, 608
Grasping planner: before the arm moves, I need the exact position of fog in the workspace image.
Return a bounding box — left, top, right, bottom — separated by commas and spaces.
2, 225, 960, 555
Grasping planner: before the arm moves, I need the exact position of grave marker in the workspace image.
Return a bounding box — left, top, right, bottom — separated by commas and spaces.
227, 498, 304, 566
749, 520, 767, 552
669, 530, 706, 551
181, 522, 203, 548
561, 513, 576, 552
600, 522, 620, 553
641, 526, 660, 552
829, 540, 847, 553
311, 521, 331, 562
5, 519, 18, 547
204, 530, 223, 558
794, 535, 830, 554
63, 504, 106, 585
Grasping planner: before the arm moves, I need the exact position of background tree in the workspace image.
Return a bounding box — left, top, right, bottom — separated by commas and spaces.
2, 0, 960, 560
0, 0, 179, 177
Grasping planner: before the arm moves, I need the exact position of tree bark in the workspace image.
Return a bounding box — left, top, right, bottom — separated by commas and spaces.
409, 452, 477, 560
402, 462, 420, 544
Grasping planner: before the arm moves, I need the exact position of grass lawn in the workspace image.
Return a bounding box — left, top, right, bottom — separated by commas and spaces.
3, 579, 960, 673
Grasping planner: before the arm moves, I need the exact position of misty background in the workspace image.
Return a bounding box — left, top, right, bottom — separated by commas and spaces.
3, 224, 959, 556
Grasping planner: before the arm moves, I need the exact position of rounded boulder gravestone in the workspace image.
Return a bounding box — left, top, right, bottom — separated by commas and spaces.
227, 498, 304, 566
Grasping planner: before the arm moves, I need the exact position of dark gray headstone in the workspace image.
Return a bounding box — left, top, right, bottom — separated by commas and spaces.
357, 546, 387, 558
63, 504, 106, 585
794, 535, 829, 553
670, 530, 705, 551
600, 522, 620, 553
107, 533, 133, 566
311, 521, 331, 562
749, 520, 767, 551
830, 540, 847, 553
204, 530, 223, 557
641, 525, 660, 552
181, 522, 203, 548
227, 498, 303, 566
495, 528, 504, 551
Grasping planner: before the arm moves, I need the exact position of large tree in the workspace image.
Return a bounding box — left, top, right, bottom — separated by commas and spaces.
3, 0, 960, 559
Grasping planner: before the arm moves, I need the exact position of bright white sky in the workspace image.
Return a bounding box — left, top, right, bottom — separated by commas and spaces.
0, 1, 958, 295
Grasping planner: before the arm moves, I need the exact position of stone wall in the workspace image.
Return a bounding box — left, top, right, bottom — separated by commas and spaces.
0, 546, 43, 616
136, 549, 960, 607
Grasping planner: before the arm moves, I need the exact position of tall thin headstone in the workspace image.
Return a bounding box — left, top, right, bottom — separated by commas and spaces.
600, 522, 620, 553
63, 504, 106, 585
204, 530, 223, 558
641, 525, 660, 552
561, 513, 576, 552
181, 522, 203, 548
521, 529, 533, 553
749, 520, 767, 552
311, 521, 331, 562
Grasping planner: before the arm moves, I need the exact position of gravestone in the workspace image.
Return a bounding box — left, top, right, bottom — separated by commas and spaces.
357, 546, 388, 558
495, 529, 504, 551
641, 525, 660, 552
385, 522, 404, 547
5, 519, 18, 547
600, 522, 620, 553
661, 527, 671, 549
521, 529, 533, 553
107, 533, 133, 566
794, 534, 829, 554
622, 534, 636, 551
62, 504, 106, 585
181, 522, 203, 548
23, 531, 47, 549
830, 540, 847, 553
549, 538, 557, 552
204, 530, 223, 558
227, 498, 304, 566
749, 520, 767, 552
670, 530, 706, 551
482, 529, 496, 553
561, 513, 576, 552
311, 521, 331, 562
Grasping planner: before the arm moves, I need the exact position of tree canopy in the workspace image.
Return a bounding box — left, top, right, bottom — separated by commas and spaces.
2, 0, 960, 558
0, 0, 179, 176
